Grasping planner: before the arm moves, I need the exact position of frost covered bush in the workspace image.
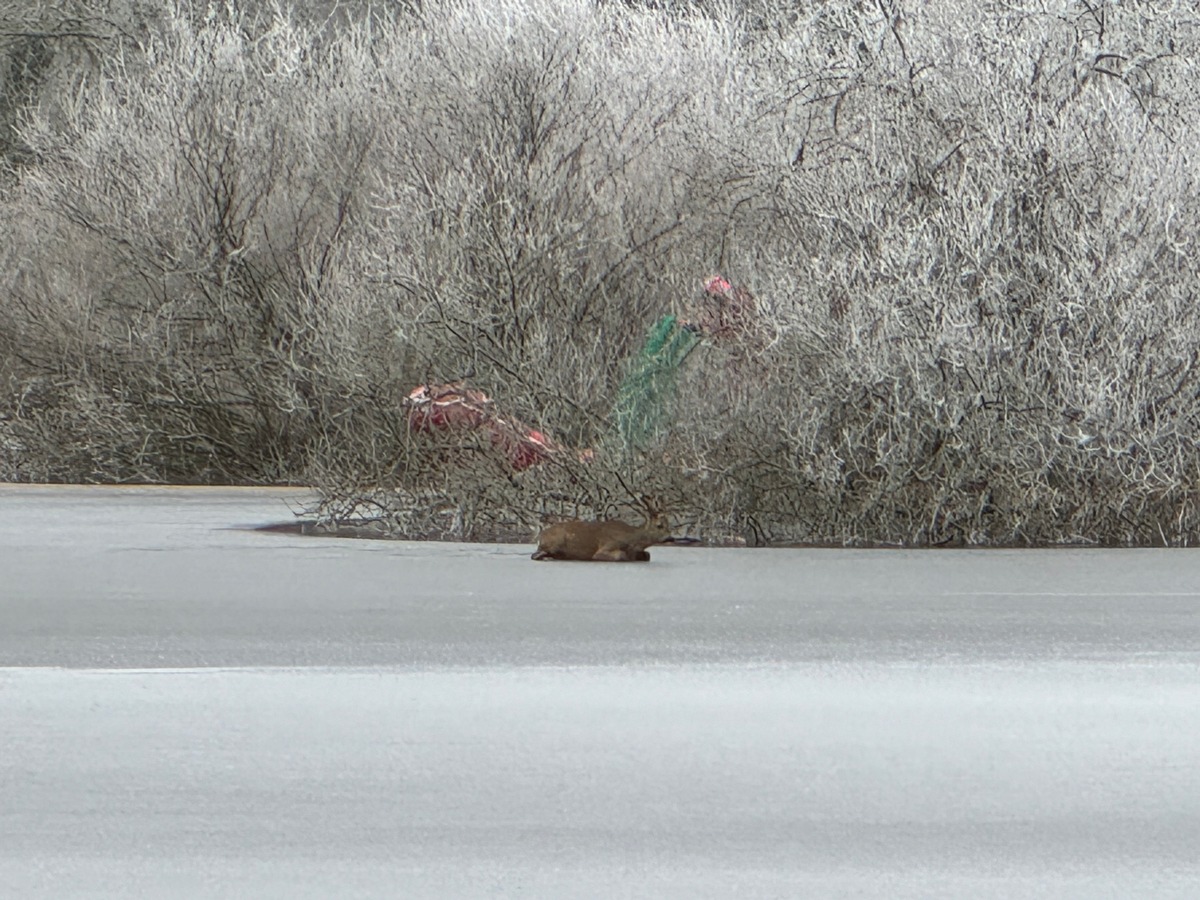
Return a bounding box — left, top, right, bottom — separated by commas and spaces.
1, 3, 402, 481
2, 0, 1199, 544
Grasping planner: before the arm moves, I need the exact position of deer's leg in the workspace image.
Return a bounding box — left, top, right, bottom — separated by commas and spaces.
592, 545, 650, 562
591, 546, 628, 561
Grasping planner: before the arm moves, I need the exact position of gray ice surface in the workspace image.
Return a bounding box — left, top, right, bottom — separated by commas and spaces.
2, 484, 1199, 898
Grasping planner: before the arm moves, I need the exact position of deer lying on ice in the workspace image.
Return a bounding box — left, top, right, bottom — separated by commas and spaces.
532, 503, 672, 562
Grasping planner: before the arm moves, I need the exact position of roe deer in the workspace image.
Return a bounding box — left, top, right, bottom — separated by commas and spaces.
531, 508, 672, 562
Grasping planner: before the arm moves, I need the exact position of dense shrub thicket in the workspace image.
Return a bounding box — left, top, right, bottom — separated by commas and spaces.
2, 0, 1199, 545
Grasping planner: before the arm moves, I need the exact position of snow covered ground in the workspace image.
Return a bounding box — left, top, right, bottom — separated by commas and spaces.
2, 485, 1198, 898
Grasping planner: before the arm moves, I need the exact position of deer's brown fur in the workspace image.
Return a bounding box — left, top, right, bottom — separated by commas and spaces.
531, 511, 671, 562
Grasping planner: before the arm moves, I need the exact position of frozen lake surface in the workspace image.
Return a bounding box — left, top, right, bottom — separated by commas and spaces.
2, 485, 1199, 898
